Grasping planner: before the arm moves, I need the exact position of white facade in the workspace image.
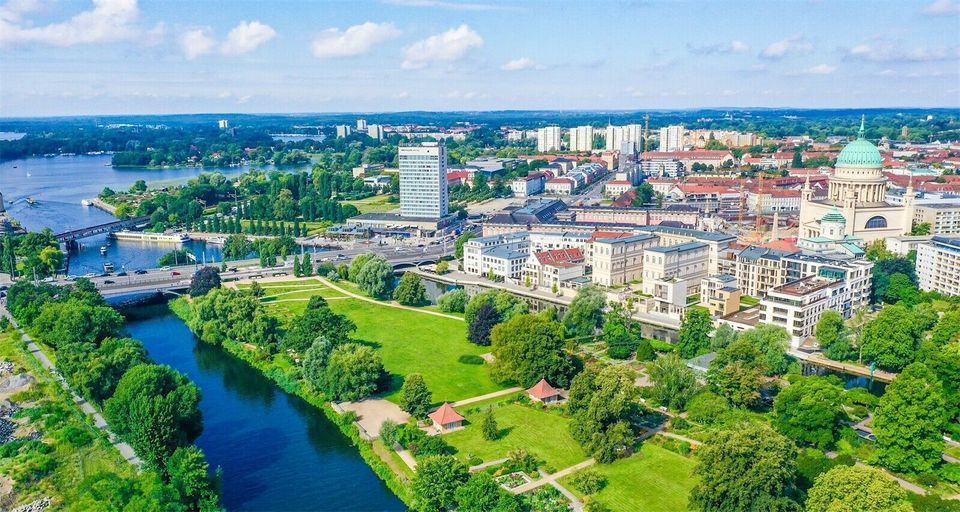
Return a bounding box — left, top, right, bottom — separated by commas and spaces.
367, 124, 384, 141
569, 125, 594, 152
760, 276, 850, 347
336, 125, 353, 138
916, 236, 960, 296
537, 126, 561, 152
914, 203, 960, 235
399, 142, 448, 219
545, 178, 575, 195
658, 125, 684, 152
604, 180, 633, 198
356, 118, 368, 130
640, 157, 683, 178
217, 119, 229, 129
592, 234, 658, 286
462, 232, 531, 280
510, 173, 546, 197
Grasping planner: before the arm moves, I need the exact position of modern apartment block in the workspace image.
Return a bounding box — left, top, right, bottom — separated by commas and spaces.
640, 242, 710, 315
462, 232, 530, 280
569, 125, 594, 152
605, 124, 643, 152
537, 126, 561, 152
700, 274, 742, 317
399, 142, 448, 219
916, 236, 960, 296
591, 233, 659, 286
336, 125, 353, 138
658, 125, 684, 152
913, 203, 960, 235
760, 275, 850, 347
734, 247, 796, 298
523, 248, 586, 288
367, 124, 384, 141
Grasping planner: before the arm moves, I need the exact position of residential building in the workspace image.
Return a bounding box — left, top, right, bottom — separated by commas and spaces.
781, 254, 873, 309
604, 180, 633, 198
510, 172, 546, 197
700, 274, 742, 317
592, 233, 659, 286
916, 236, 960, 296
604, 124, 643, 152
529, 231, 592, 253
735, 246, 797, 298
335, 125, 353, 138
545, 177, 576, 195
217, 119, 229, 129
760, 275, 850, 347
537, 126, 561, 152
367, 124, 384, 141
885, 235, 933, 256
399, 142, 448, 219
356, 118, 367, 131
747, 189, 802, 213
462, 232, 530, 280
569, 125, 594, 152
640, 157, 683, 178
639, 225, 737, 275
641, 242, 710, 315
659, 125, 684, 152
523, 248, 585, 288
913, 203, 960, 235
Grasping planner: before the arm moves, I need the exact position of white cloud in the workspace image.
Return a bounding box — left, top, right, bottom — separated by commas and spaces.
687, 40, 749, 55
847, 38, 959, 62
500, 57, 539, 71
447, 90, 484, 99
311, 22, 401, 58
401, 24, 483, 70
921, 0, 960, 15
0, 0, 143, 47
800, 63, 837, 75
179, 28, 216, 60
220, 20, 276, 56
383, 0, 506, 11
760, 35, 813, 59
393, 91, 410, 99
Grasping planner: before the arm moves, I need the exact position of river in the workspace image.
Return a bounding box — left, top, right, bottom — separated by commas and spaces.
125, 305, 405, 511
0, 154, 314, 275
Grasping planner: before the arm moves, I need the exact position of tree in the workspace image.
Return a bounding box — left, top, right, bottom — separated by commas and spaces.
435, 260, 449, 274
189, 266, 221, 297
400, 373, 432, 419
490, 314, 576, 388
104, 364, 203, 471
631, 182, 655, 206
932, 311, 960, 346
355, 254, 394, 299
707, 338, 767, 408
59, 337, 148, 404
301, 253, 313, 276
791, 151, 803, 168
686, 391, 730, 425
481, 410, 499, 441
222, 234, 251, 261
302, 336, 337, 390
393, 272, 427, 306
603, 303, 636, 359
648, 353, 699, 411
249, 280, 264, 297
710, 323, 737, 352
464, 290, 527, 325
873, 362, 948, 473
690, 422, 798, 512
283, 301, 357, 353
816, 310, 851, 360
455, 232, 477, 260
323, 343, 383, 401
911, 221, 931, 236
32, 299, 125, 349
677, 307, 712, 358
806, 465, 912, 512
293, 254, 302, 277
166, 446, 220, 510
436, 289, 467, 313
455, 472, 522, 512
412, 455, 469, 512
349, 252, 375, 281
569, 365, 638, 463
737, 324, 791, 376
467, 302, 501, 346
773, 376, 844, 448
861, 304, 921, 371
564, 285, 606, 337
885, 272, 919, 305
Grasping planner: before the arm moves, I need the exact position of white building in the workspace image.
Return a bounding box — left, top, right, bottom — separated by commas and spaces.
916, 236, 960, 296
462, 232, 531, 280
399, 142, 448, 219
914, 203, 960, 235
605, 124, 643, 152
659, 125, 684, 152
760, 276, 850, 347
217, 119, 229, 129
641, 241, 710, 315
356, 118, 368, 131
367, 124, 384, 141
592, 233, 658, 286
640, 157, 683, 178
522, 248, 585, 289
545, 177, 576, 195
537, 126, 562, 153
569, 125, 594, 152
604, 180, 633, 198
885, 235, 933, 256
510, 173, 546, 197
336, 125, 353, 138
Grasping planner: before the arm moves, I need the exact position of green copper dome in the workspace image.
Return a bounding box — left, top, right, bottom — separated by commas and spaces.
836, 138, 883, 168
821, 207, 846, 223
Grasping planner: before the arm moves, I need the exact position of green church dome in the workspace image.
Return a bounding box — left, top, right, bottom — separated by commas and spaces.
821, 207, 846, 223
836, 116, 882, 168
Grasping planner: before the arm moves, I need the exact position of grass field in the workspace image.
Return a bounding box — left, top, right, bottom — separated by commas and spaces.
443, 403, 588, 470
343, 195, 398, 214
248, 279, 503, 403
559, 444, 697, 512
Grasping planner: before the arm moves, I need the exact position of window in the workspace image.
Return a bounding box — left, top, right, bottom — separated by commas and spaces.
865, 216, 887, 229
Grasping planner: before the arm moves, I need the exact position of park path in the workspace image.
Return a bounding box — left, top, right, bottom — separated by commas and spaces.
451, 387, 523, 408
510, 458, 596, 494
0, 306, 141, 466
549, 480, 584, 512
317, 277, 465, 321
395, 445, 418, 471
469, 457, 509, 473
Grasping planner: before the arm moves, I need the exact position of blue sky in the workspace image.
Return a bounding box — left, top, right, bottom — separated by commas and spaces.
1, 0, 958, 116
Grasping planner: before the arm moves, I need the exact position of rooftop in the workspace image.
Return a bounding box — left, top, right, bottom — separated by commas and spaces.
428, 403, 464, 425
772, 275, 842, 296
639, 224, 736, 242
527, 379, 561, 400
645, 241, 708, 254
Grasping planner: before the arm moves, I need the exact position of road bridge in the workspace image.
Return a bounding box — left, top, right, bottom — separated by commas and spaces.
55, 216, 150, 243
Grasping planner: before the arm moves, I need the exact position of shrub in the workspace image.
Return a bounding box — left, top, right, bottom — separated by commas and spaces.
940, 464, 960, 484
506, 449, 539, 474
648, 339, 675, 353
635, 339, 655, 361
457, 355, 484, 365
916, 473, 939, 488
686, 391, 729, 425
379, 419, 399, 447
437, 289, 468, 313
671, 417, 691, 430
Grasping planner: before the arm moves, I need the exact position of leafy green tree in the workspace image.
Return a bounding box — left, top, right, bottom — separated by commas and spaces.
481, 410, 499, 441
911, 221, 931, 236
806, 465, 912, 512
816, 310, 851, 360
648, 353, 699, 411
707, 338, 767, 408
686, 391, 730, 425
737, 324, 791, 376
490, 314, 576, 388
393, 272, 427, 305
677, 307, 712, 358
564, 285, 606, 337
349, 252, 375, 281
189, 266, 221, 297
283, 300, 356, 353
104, 364, 203, 471
59, 337, 148, 404
293, 254, 302, 277
603, 303, 636, 359
885, 272, 919, 305
454, 232, 477, 260
301, 253, 313, 276
773, 376, 844, 448
569, 365, 638, 463
323, 343, 383, 401
412, 455, 469, 512
454, 472, 522, 512
166, 446, 220, 510
711, 323, 737, 352
635, 338, 655, 361
631, 182, 655, 206
249, 280, 264, 297
873, 362, 948, 473
791, 151, 803, 168
302, 336, 337, 390
158, 249, 190, 267
400, 373, 432, 419
464, 290, 527, 325
861, 304, 921, 371
690, 422, 798, 512
355, 254, 394, 299
468, 302, 500, 346
436, 289, 467, 313
222, 234, 251, 260
434, 260, 449, 275
32, 299, 125, 349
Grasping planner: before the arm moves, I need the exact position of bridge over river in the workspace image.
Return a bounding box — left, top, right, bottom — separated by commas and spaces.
55, 216, 150, 243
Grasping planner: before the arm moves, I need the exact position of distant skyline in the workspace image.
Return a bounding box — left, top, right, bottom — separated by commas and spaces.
1, 0, 959, 116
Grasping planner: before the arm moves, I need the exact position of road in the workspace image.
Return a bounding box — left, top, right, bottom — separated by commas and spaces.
0, 306, 142, 466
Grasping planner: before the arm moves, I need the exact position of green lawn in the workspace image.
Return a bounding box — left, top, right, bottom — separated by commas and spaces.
559, 444, 697, 512
253, 280, 503, 403
443, 403, 588, 470
344, 194, 398, 214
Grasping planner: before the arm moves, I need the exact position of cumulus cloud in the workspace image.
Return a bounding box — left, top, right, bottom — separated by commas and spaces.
179, 28, 216, 60
311, 22, 401, 58
401, 24, 483, 70
847, 38, 959, 62
221, 20, 276, 56
800, 63, 837, 75
760, 35, 813, 59
921, 0, 960, 15
0, 0, 145, 47
687, 40, 748, 55
500, 57, 540, 71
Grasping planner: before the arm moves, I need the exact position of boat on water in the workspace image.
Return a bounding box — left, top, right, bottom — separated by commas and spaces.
25, 197, 37, 205
108, 230, 191, 244
25, 172, 31, 177
99, 246, 108, 255
81, 199, 92, 206
103, 262, 115, 272
206, 236, 227, 246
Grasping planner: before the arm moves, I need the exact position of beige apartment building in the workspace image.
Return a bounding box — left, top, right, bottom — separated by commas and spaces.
916, 236, 960, 296
591, 233, 658, 286
913, 203, 960, 235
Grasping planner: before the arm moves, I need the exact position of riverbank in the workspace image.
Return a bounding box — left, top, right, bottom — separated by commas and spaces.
166, 298, 414, 506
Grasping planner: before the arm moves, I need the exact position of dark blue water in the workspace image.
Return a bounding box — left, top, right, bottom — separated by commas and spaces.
125, 308, 405, 512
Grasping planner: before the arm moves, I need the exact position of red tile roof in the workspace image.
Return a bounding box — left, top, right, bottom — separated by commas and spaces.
428, 403, 464, 425
533, 248, 584, 267
606, 180, 632, 186
589, 231, 633, 241
527, 379, 561, 400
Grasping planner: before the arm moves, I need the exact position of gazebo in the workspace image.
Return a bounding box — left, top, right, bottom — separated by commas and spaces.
428, 402, 465, 432
527, 379, 562, 405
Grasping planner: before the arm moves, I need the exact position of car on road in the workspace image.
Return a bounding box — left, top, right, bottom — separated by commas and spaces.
84, 272, 97, 278
134, 269, 148, 275
116, 271, 127, 277
229, 267, 238, 272
160, 266, 171, 271
171, 271, 181, 277
103, 280, 115, 284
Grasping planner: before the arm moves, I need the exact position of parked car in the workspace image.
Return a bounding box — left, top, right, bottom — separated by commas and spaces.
116, 271, 127, 277
134, 269, 148, 275
103, 280, 115, 284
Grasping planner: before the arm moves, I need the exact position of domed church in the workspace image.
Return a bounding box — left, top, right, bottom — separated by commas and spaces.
798, 117, 915, 244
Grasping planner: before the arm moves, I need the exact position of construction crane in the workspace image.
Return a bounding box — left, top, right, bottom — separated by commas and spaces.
643, 114, 650, 154
755, 172, 765, 234
738, 176, 746, 228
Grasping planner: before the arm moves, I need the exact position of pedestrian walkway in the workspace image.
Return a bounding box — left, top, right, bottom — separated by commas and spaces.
549, 480, 584, 512
510, 458, 596, 494
395, 445, 417, 471
452, 387, 523, 408
318, 277, 464, 321
1, 306, 141, 466
469, 457, 509, 473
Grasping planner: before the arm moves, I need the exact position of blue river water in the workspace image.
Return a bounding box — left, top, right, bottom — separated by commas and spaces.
126, 307, 405, 512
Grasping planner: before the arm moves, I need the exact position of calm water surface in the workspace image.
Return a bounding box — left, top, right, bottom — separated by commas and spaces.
125, 307, 405, 512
